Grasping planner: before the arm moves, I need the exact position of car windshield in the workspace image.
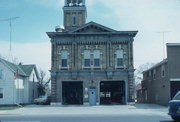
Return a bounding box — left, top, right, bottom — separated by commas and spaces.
173, 92, 180, 100
39, 96, 47, 98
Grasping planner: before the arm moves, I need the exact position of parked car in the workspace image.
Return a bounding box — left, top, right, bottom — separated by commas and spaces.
34, 96, 51, 105
168, 91, 180, 122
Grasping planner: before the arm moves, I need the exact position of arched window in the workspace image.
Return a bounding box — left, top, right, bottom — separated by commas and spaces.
84, 50, 90, 67
93, 50, 100, 67
61, 50, 68, 68
116, 49, 124, 67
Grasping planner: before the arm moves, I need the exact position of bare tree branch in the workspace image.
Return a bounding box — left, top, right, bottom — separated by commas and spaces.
37, 69, 50, 96
135, 62, 155, 85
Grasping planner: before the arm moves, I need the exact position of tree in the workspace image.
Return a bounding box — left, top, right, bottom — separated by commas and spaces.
134, 62, 155, 86
37, 69, 50, 96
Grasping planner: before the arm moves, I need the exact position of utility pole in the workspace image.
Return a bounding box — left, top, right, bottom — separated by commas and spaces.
157, 31, 171, 59
0, 17, 20, 61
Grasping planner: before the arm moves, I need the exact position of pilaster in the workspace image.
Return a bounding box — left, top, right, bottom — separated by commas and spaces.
128, 72, 135, 102
51, 69, 57, 102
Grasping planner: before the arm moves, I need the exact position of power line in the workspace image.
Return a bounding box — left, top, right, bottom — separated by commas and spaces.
0, 17, 20, 61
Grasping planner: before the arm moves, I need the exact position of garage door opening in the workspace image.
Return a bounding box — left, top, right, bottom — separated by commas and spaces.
100, 81, 125, 105
170, 81, 180, 99
62, 82, 83, 105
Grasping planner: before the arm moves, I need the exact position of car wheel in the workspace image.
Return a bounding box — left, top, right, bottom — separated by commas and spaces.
171, 116, 180, 122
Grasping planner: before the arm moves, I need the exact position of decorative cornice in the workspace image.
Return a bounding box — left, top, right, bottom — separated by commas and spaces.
47, 31, 138, 38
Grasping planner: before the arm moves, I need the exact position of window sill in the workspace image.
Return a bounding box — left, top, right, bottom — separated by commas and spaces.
116, 66, 124, 69
83, 67, 91, 69
93, 67, 101, 69
60, 67, 69, 70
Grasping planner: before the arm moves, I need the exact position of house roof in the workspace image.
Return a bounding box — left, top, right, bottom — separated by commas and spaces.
47, 21, 138, 38
0, 58, 27, 76
0, 58, 38, 78
19, 65, 35, 76
143, 59, 168, 74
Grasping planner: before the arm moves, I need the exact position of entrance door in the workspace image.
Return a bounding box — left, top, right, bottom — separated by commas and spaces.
62, 82, 83, 105
170, 81, 180, 99
100, 81, 125, 105
88, 87, 96, 105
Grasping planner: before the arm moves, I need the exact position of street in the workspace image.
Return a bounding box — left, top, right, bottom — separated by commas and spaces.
0, 104, 174, 122
0, 114, 174, 122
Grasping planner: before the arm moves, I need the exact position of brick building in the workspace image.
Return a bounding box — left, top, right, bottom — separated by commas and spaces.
47, 0, 138, 105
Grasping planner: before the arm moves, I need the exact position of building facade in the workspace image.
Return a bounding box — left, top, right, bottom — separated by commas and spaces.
0, 58, 39, 105
47, 0, 138, 105
139, 43, 180, 106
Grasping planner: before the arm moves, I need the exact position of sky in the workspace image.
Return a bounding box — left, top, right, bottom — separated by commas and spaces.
0, 0, 180, 75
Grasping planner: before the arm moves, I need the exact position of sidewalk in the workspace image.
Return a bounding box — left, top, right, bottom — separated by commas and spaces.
0, 103, 169, 117
0, 110, 6, 115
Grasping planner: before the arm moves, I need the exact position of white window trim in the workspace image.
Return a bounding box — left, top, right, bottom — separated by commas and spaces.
161, 65, 165, 78
82, 49, 103, 69
115, 58, 125, 69
83, 50, 91, 69
115, 65, 124, 69
60, 65, 70, 70
115, 49, 124, 69
59, 50, 69, 69
92, 50, 102, 69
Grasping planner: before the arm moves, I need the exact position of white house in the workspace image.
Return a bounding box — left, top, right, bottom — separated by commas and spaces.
0, 58, 39, 105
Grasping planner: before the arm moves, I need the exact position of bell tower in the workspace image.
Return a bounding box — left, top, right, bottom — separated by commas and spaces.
63, 0, 87, 31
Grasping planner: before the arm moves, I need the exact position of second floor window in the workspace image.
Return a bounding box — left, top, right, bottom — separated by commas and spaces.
153, 69, 156, 80
61, 50, 68, 68
161, 65, 165, 77
84, 50, 91, 67
94, 50, 100, 67
0, 70, 3, 79
116, 49, 124, 67
0, 88, 3, 98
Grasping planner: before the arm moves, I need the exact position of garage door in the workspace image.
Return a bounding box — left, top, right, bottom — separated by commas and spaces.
170, 81, 180, 99
62, 82, 83, 105
100, 81, 125, 105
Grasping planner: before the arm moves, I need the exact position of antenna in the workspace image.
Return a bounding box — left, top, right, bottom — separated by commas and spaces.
157, 31, 171, 59
0, 17, 20, 61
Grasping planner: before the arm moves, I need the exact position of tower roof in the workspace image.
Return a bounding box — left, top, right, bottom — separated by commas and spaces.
65, 0, 85, 7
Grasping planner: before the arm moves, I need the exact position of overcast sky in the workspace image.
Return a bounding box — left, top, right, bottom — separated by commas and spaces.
0, 0, 180, 73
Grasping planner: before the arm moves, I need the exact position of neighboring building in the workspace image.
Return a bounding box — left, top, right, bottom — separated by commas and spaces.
47, 0, 138, 105
136, 83, 142, 103
140, 43, 180, 106
0, 58, 39, 105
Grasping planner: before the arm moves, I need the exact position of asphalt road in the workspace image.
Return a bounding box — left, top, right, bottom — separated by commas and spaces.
0, 114, 174, 122
0, 104, 174, 122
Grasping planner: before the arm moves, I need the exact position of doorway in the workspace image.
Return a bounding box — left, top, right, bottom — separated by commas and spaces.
170, 81, 180, 99
100, 81, 125, 105
88, 87, 96, 105
62, 81, 83, 105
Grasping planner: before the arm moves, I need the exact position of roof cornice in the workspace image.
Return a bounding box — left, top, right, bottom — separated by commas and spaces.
46, 31, 138, 38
